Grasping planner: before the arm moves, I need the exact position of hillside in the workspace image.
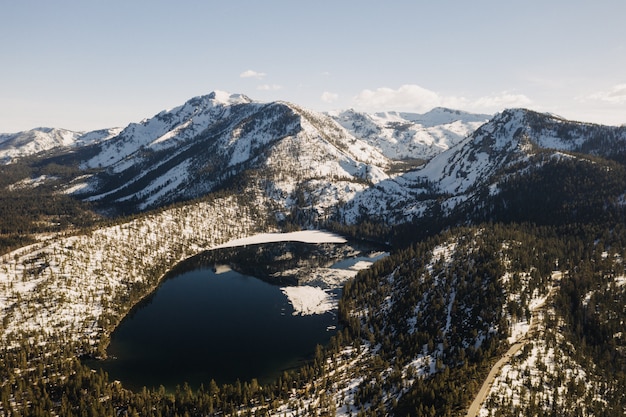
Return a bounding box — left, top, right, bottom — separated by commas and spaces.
1, 93, 626, 416
333, 224, 626, 416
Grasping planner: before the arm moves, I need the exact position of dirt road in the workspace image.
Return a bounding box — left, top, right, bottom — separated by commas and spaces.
464, 272, 561, 417
464, 341, 524, 417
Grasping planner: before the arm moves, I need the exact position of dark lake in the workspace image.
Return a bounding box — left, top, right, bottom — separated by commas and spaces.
89, 240, 384, 392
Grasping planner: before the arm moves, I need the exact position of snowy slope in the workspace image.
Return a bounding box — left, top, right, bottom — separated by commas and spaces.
82, 91, 253, 171
418, 108, 626, 197
329, 107, 490, 160
0, 127, 120, 164
73, 93, 392, 214
415, 109, 532, 196
0, 196, 264, 351
341, 108, 626, 223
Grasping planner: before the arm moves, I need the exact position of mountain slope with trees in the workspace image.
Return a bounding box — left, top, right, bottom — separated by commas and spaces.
1, 94, 626, 416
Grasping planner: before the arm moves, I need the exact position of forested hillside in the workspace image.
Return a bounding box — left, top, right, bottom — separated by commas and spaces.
0, 157, 99, 254
1, 99, 626, 416
338, 223, 626, 416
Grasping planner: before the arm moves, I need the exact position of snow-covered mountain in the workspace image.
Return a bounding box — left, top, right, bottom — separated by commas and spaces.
0, 127, 121, 164
1, 94, 494, 220
341, 108, 626, 223
418, 108, 626, 195
5, 93, 626, 227
66, 92, 391, 214
81, 91, 254, 170
3, 92, 626, 417
329, 107, 490, 160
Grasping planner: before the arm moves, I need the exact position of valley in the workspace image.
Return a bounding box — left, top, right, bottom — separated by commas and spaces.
1, 93, 625, 416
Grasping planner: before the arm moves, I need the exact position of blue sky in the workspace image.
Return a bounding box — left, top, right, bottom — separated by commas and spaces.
1, 0, 625, 132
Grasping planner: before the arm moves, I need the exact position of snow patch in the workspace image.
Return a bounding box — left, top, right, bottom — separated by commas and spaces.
6, 175, 57, 190
212, 230, 347, 249
213, 264, 232, 274
281, 286, 334, 316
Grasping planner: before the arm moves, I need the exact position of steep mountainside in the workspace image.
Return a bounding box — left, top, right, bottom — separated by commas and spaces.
343, 109, 626, 225
419, 109, 626, 196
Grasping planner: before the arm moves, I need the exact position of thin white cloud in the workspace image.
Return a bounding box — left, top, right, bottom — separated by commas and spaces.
257, 84, 282, 91
321, 91, 339, 103
353, 84, 531, 113
354, 85, 441, 112
582, 84, 626, 104
240, 69, 266, 79
471, 92, 532, 110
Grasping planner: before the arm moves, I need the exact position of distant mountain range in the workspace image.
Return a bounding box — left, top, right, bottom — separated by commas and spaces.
329, 107, 489, 160
0, 92, 485, 216
0, 126, 121, 164
3, 91, 626, 229
0, 92, 488, 165
3, 91, 625, 225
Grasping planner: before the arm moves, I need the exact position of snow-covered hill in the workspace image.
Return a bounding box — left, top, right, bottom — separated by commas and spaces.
329, 107, 490, 160
0, 127, 121, 164
0, 195, 265, 350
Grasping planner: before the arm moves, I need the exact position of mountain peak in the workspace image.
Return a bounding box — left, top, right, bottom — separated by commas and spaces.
205, 90, 252, 106
492, 108, 563, 124
158, 91, 253, 117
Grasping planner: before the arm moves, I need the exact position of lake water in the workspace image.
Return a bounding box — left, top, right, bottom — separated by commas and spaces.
95, 268, 337, 390
95, 265, 337, 391
90, 240, 386, 392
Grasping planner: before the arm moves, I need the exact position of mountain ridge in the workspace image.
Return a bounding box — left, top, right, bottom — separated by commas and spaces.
0, 126, 121, 164
328, 107, 626, 233
4, 93, 625, 227
2, 92, 626, 416
328, 106, 490, 160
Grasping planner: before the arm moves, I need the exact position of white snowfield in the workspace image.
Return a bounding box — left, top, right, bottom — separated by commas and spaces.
281, 286, 334, 316
279, 254, 387, 316
212, 230, 347, 248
